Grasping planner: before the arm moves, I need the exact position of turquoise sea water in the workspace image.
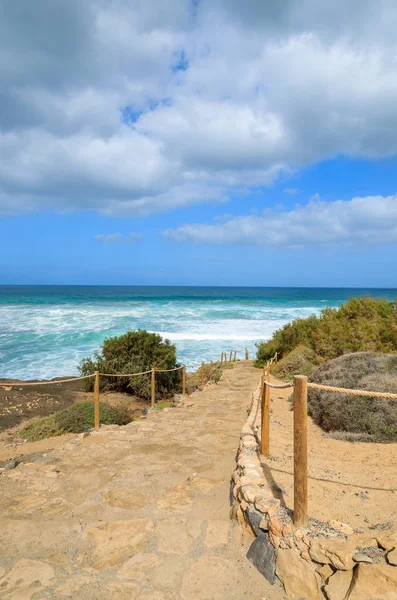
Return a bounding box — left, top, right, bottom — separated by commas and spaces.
1, 286, 396, 380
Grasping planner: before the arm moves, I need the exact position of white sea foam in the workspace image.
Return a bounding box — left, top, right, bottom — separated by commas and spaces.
0, 297, 325, 379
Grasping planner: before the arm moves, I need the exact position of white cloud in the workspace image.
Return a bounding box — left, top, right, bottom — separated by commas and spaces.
95, 232, 143, 244
1, 1, 397, 215
163, 195, 397, 246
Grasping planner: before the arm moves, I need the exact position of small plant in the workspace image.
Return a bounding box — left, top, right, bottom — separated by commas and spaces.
79, 330, 181, 400
272, 345, 319, 381
19, 401, 131, 442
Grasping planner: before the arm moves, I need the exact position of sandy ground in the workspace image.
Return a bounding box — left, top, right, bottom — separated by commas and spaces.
0, 362, 286, 600
266, 374, 397, 532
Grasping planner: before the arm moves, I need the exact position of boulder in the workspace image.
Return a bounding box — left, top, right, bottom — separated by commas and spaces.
309, 538, 355, 571
387, 548, 397, 566
316, 564, 334, 582
246, 533, 276, 585
328, 520, 354, 536
246, 506, 267, 537
276, 548, 322, 600
348, 563, 397, 599
325, 569, 353, 600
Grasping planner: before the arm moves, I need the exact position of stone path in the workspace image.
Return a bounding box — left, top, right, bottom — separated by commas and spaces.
0, 362, 286, 600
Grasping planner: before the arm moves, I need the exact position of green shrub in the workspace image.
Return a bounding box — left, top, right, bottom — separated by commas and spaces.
79, 330, 181, 400
308, 352, 397, 443
255, 297, 397, 366
20, 401, 131, 442
272, 345, 320, 381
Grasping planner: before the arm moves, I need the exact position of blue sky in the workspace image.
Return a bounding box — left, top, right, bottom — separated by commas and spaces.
1, 1, 397, 287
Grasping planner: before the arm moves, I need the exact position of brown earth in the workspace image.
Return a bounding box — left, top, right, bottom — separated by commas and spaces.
266, 374, 397, 533
0, 362, 287, 600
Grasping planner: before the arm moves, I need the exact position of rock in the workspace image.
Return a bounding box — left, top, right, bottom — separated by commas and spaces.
246, 533, 276, 585
387, 548, 397, 566
301, 549, 312, 562
241, 485, 258, 503
254, 493, 280, 515
269, 531, 280, 548
79, 431, 90, 438
377, 535, 396, 552
156, 485, 192, 513
329, 519, 354, 536
276, 548, 321, 600
204, 520, 229, 548
269, 516, 283, 537
103, 487, 152, 510
349, 563, 397, 599
4, 459, 19, 470
117, 553, 162, 579
77, 519, 153, 570
309, 538, 355, 571
316, 564, 333, 581
325, 569, 353, 600
0, 559, 55, 599
230, 480, 235, 505
353, 552, 373, 564
157, 518, 197, 555
282, 523, 292, 537
246, 507, 267, 536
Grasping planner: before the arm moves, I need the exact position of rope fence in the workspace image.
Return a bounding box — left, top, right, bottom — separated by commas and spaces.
260, 365, 397, 528
1, 349, 241, 431
0, 374, 95, 387
308, 382, 397, 399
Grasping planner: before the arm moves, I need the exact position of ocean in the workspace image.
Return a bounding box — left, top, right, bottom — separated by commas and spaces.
0, 286, 396, 380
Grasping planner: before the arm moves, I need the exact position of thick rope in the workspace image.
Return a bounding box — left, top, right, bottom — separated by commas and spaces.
265, 382, 294, 389
308, 382, 397, 400
100, 370, 153, 377
0, 374, 95, 388
155, 366, 184, 373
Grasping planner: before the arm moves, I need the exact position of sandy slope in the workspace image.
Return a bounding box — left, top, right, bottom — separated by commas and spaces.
0, 362, 286, 600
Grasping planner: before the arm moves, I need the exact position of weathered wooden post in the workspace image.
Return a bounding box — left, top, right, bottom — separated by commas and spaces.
94, 371, 100, 430
182, 365, 186, 395
209, 361, 213, 381
261, 374, 270, 456
229, 350, 232, 362
293, 375, 308, 527
151, 368, 155, 408
201, 361, 205, 385
245, 348, 248, 360
220, 352, 223, 365
233, 350, 237, 361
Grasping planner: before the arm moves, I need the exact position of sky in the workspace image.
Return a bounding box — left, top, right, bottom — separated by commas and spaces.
1, 0, 397, 287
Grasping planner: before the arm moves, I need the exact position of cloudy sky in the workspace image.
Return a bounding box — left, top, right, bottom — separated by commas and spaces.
1, 0, 397, 286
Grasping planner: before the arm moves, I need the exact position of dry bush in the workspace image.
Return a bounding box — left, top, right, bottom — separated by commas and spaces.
308, 352, 397, 443
272, 345, 320, 381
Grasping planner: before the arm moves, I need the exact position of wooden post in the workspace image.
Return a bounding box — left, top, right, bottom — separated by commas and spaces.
229, 350, 232, 362
233, 350, 237, 361
182, 365, 186, 395
201, 361, 205, 385
261, 374, 270, 456
293, 375, 308, 527
245, 348, 248, 360
94, 371, 100, 430
209, 361, 213, 381
151, 368, 155, 408
220, 352, 223, 365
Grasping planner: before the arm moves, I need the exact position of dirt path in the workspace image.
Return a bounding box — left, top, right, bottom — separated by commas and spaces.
0, 362, 286, 600
267, 374, 397, 532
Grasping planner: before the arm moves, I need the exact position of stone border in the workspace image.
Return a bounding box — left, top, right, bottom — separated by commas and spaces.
230, 385, 397, 600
